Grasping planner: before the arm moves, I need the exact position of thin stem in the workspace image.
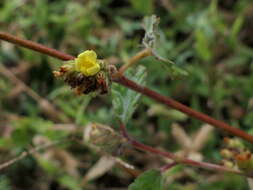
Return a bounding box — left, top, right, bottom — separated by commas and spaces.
1, 32, 253, 144
0, 64, 71, 123
0, 32, 75, 60
160, 162, 178, 173
118, 48, 152, 75
0, 140, 61, 171
119, 123, 245, 177
114, 76, 253, 144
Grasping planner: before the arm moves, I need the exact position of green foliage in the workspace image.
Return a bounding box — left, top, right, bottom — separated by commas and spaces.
112, 65, 147, 124
11, 117, 68, 144
142, 15, 160, 49
198, 174, 247, 190
142, 15, 188, 79
1, 0, 253, 189
130, 0, 154, 15
230, 15, 244, 45
58, 175, 82, 190
128, 169, 164, 190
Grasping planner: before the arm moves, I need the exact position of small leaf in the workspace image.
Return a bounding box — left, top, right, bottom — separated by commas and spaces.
230, 15, 244, 46
112, 65, 146, 124
142, 15, 160, 48
128, 169, 164, 190
195, 28, 212, 61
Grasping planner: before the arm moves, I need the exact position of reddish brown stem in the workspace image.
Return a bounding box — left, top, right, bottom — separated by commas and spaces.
1, 32, 253, 144
160, 162, 178, 173
119, 123, 244, 176
0, 32, 74, 60
114, 75, 253, 144
118, 48, 152, 75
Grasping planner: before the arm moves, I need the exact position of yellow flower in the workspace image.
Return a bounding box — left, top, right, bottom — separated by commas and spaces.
75, 50, 100, 76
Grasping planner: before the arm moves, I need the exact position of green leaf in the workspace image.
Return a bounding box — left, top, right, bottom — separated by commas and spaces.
195, 28, 212, 61
230, 15, 244, 45
112, 65, 147, 124
128, 169, 164, 190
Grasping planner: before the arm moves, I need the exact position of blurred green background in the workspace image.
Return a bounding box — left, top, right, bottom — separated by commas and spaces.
1, 0, 253, 189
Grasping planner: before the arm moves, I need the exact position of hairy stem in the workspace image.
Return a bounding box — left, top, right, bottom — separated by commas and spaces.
114, 75, 253, 144
119, 122, 245, 176
118, 48, 152, 75
160, 162, 178, 173
0, 32, 74, 60
0, 140, 61, 171
1, 32, 253, 144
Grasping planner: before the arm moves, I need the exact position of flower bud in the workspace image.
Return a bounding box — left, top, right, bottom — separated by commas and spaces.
84, 123, 127, 155
53, 50, 111, 95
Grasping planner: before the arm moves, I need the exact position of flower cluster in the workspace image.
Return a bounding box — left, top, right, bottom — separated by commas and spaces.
220, 137, 253, 175
53, 50, 110, 95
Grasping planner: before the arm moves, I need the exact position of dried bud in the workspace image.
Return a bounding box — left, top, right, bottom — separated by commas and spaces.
220, 149, 234, 159
235, 152, 253, 175
221, 160, 234, 168
223, 137, 244, 149
84, 123, 127, 155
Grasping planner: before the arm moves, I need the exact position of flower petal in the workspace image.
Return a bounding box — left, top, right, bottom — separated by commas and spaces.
74, 50, 100, 76
86, 64, 101, 76
79, 50, 97, 62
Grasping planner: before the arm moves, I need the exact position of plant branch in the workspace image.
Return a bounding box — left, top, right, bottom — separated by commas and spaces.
0, 64, 71, 123
114, 75, 253, 144
119, 122, 245, 177
160, 162, 178, 173
118, 48, 152, 75
0, 32, 74, 60
0, 140, 60, 171
1, 32, 253, 144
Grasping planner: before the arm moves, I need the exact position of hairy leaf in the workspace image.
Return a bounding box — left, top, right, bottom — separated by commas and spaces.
112, 65, 146, 124
142, 15, 188, 79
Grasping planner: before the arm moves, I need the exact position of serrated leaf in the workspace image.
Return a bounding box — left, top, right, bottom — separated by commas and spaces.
112, 65, 147, 124
128, 169, 164, 190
